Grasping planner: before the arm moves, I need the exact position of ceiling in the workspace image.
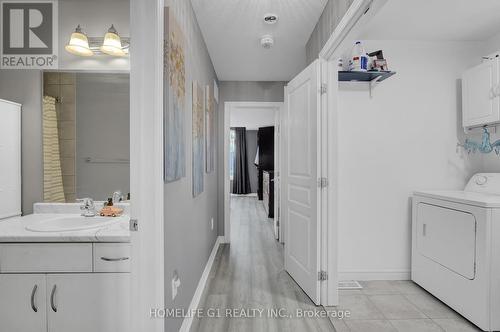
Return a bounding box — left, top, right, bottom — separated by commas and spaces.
190, 0, 328, 81
360, 0, 500, 41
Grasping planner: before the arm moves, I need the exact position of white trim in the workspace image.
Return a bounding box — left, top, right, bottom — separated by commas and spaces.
317, 0, 388, 307
180, 236, 224, 332
0, 99, 22, 107
319, 0, 381, 60
279, 87, 287, 244
223, 102, 284, 244
339, 269, 411, 281
130, 0, 165, 331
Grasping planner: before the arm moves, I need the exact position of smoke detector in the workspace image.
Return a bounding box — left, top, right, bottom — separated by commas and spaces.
264, 14, 278, 24
260, 35, 274, 49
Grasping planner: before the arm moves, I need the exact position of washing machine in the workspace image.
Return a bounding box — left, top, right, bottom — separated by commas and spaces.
412, 173, 500, 332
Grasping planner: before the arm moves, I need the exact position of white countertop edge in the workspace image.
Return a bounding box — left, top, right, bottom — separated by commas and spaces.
0, 213, 131, 243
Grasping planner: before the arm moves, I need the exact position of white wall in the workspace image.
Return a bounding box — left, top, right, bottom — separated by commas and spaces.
337, 40, 484, 280
230, 107, 276, 130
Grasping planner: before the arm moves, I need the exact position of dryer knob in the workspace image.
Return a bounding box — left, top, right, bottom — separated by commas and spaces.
475, 176, 487, 185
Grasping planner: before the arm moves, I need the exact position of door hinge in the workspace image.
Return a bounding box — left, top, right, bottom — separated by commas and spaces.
318, 270, 328, 281
318, 177, 328, 188
320, 83, 327, 94
130, 218, 138, 231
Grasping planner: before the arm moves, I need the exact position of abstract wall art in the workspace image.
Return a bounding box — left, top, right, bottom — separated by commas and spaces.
205, 85, 215, 173
192, 81, 204, 196
164, 7, 186, 183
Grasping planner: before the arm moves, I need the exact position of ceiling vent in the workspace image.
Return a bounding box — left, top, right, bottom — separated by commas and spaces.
264, 14, 278, 24
260, 35, 274, 49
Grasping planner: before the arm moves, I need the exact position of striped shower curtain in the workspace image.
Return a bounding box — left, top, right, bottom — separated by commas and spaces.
43, 96, 66, 202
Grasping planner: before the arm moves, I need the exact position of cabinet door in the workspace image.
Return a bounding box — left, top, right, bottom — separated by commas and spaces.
47, 273, 130, 332
462, 59, 500, 127
0, 274, 47, 332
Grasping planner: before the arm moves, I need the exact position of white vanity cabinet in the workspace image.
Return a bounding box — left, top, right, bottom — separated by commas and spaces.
47, 274, 130, 332
0, 243, 130, 332
0, 274, 47, 332
462, 57, 500, 128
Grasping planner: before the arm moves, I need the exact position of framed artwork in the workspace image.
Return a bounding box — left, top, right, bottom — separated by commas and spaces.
192, 81, 204, 196
205, 85, 215, 173
164, 7, 186, 183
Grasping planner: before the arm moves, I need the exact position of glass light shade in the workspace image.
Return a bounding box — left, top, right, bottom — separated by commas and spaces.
65, 26, 93, 56
100, 25, 126, 57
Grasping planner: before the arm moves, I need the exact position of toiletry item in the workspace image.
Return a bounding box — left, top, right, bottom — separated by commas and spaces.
112, 191, 123, 204
99, 205, 123, 217
349, 41, 368, 72
337, 58, 344, 71
106, 198, 113, 206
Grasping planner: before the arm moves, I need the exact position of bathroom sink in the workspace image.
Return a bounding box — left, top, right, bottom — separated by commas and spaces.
25, 216, 122, 232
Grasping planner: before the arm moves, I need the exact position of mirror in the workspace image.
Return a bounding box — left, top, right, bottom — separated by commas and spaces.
42, 72, 130, 203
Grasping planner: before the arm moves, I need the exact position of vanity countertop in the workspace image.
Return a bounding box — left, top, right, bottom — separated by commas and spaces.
0, 213, 130, 243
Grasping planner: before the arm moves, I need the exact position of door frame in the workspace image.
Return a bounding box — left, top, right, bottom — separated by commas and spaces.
223, 102, 284, 244
130, 0, 165, 331
317, 0, 387, 306
274, 109, 281, 242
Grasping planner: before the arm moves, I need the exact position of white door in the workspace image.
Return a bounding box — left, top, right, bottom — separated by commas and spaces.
283, 60, 321, 304
0, 274, 47, 332
462, 58, 500, 127
47, 273, 131, 332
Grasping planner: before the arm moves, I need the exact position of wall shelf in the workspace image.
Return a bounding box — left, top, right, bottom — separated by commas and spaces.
338, 71, 396, 97
338, 70, 396, 82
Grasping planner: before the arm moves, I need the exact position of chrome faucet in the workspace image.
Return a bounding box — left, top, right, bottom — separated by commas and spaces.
77, 198, 96, 217
112, 191, 123, 204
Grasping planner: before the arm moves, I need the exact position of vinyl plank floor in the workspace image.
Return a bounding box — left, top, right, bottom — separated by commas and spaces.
193, 196, 335, 332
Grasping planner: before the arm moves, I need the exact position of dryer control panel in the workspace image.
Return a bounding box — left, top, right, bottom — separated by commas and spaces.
465, 173, 500, 195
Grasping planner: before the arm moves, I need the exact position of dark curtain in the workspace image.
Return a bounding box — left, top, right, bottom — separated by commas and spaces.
232, 127, 251, 194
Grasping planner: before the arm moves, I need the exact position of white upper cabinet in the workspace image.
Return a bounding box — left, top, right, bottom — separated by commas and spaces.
462, 58, 500, 128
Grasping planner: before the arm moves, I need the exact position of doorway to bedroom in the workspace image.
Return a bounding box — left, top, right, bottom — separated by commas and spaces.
224, 102, 283, 243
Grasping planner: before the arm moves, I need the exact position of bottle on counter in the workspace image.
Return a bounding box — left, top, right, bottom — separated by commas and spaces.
349, 41, 368, 72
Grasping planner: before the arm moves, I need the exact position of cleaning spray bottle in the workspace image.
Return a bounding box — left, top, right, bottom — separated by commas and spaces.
349, 41, 368, 72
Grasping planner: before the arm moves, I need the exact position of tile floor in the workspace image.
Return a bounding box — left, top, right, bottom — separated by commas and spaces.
326, 280, 482, 332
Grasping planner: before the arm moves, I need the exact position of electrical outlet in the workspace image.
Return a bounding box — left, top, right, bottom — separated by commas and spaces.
210, 217, 214, 230
172, 270, 181, 300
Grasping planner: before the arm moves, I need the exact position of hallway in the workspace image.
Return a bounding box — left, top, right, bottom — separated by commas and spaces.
192, 196, 335, 331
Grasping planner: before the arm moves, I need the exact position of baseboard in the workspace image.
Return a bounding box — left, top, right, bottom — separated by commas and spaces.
179, 236, 224, 332
339, 269, 411, 281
